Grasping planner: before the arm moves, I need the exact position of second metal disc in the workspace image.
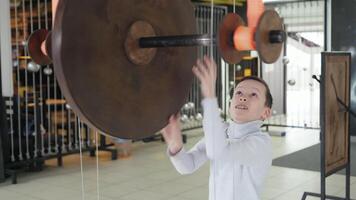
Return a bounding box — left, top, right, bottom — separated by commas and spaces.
255, 10, 284, 64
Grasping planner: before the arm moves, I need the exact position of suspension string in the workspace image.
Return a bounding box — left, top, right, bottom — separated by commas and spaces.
44, 0, 52, 155
23, 0, 30, 159
86, 126, 90, 147
39, 0, 45, 156
75, 116, 79, 149
233, 0, 237, 103
61, 95, 66, 152
196, 7, 202, 125
210, 1, 214, 59
31, 0, 38, 158
209, 2, 217, 200
95, 131, 100, 200
9, 96, 15, 161
78, 120, 85, 200
68, 109, 72, 150
13, 0, 20, 162
46, 73, 51, 153
53, 1, 58, 152
54, 78, 58, 153
44, 0, 48, 28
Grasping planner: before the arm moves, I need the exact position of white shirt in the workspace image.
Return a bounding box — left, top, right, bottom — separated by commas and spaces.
169, 98, 272, 200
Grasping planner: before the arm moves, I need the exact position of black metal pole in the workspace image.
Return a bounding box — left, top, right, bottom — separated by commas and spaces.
283, 23, 287, 115
346, 52, 351, 200
346, 147, 351, 200
320, 143, 326, 199
313, 74, 356, 117
139, 30, 285, 49
139, 34, 215, 48
320, 56, 326, 200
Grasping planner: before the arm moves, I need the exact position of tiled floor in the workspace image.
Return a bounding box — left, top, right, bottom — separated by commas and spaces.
0, 127, 354, 200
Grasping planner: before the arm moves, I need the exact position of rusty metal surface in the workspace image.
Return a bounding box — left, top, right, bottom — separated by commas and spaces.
125, 21, 157, 66
52, 0, 197, 139
255, 10, 284, 64
218, 13, 246, 64
28, 29, 52, 65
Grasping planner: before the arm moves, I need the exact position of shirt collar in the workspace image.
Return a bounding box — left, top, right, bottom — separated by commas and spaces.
227, 120, 263, 139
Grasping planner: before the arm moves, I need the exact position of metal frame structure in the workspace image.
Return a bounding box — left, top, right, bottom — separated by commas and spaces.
0, 1, 118, 184
0, 45, 6, 184
302, 52, 352, 200
261, 0, 324, 131
0, 0, 12, 183
0, 1, 230, 184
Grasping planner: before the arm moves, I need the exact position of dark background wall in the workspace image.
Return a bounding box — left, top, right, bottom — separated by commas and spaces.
331, 0, 356, 135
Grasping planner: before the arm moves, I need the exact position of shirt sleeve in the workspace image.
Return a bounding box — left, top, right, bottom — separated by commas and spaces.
201, 98, 228, 160
168, 138, 208, 175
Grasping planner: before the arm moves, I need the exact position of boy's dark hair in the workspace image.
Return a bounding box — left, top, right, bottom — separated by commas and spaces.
231, 76, 273, 108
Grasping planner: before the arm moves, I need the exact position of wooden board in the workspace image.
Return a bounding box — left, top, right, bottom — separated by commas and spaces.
322, 52, 351, 175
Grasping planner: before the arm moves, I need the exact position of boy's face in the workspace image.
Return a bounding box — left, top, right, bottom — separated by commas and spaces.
229, 79, 271, 123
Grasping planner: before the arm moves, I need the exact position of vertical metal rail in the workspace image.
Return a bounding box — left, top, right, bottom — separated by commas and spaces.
181, 4, 227, 131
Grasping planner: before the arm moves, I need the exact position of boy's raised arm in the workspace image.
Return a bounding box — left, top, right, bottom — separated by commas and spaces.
193, 56, 228, 160
162, 114, 208, 174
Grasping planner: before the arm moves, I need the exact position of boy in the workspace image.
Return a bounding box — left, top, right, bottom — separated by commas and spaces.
162, 56, 273, 200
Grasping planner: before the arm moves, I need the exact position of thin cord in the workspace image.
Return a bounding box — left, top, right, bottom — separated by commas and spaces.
233, 0, 236, 13
210, 2, 217, 200
95, 131, 100, 200
78, 120, 85, 200
39, 0, 45, 156
15, 0, 23, 161
210, 1, 214, 59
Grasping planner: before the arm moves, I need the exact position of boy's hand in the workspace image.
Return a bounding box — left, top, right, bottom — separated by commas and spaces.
192, 56, 217, 99
161, 114, 183, 155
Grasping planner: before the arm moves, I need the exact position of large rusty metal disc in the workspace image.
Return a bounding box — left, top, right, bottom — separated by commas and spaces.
255, 10, 284, 64
218, 13, 246, 64
52, 0, 197, 139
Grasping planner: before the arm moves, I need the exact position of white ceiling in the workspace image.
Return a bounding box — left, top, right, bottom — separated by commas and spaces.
268, 0, 324, 32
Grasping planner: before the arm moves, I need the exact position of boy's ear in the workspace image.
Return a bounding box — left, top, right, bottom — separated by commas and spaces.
261, 107, 272, 120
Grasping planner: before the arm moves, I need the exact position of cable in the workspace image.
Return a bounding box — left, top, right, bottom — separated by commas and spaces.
78, 120, 86, 200
95, 131, 100, 200
209, 2, 217, 199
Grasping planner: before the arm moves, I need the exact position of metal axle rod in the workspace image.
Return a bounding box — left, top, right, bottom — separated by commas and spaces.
139, 30, 285, 48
